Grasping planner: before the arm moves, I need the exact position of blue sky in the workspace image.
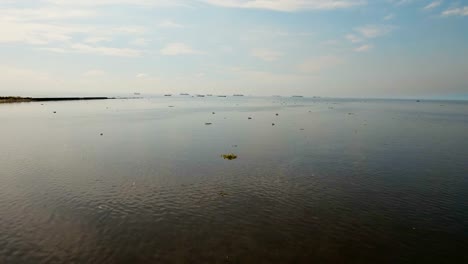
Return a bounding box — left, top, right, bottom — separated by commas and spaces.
0, 0, 467, 98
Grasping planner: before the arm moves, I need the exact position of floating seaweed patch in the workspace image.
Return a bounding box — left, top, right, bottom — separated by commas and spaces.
221, 153, 237, 160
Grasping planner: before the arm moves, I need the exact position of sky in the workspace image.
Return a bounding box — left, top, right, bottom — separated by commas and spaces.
0, 0, 467, 98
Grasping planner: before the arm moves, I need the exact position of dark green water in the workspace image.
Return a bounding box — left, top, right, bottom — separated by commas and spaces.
0, 97, 467, 263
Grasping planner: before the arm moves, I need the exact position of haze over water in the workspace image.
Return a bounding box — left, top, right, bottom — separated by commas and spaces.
0, 97, 467, 263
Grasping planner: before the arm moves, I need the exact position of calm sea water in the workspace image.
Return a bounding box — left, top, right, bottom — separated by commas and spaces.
0, 97, 467, 263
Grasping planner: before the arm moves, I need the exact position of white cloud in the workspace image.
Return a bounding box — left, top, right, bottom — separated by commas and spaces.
84, 37, 112, 44
423, 1, 442, 10
384, 13, 395, 20
158, 20, 185, 28
44, 0, 188, 8
160, 43, 201, 55
202, 0, 366, 12
130, 38, 149, 46
355, 25, 394, 38
442, 6, 468, 16
42, 43, 142, 57
298, 56, 344, 73
354, 44, 372, 52
251, 49, 282, 61
345, 33, 363, 43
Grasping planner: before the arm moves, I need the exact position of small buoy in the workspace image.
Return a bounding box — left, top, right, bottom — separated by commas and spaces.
248, 117, 252, 119
100, 133, 103, 136
53, 111, 56, 113
205, 122, 212, 125
275, 113, 279, 116
212, 112, 215, 114
272, 123, 275, 126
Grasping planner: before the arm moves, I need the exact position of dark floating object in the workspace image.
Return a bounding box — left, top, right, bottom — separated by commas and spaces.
164, 94, 172, 96
168, 106, 174, 107
212, 112, 215, 114
348, 113, 354, 115
205, 122, 212, 125
275, 113, 279, 116
416, 100, 420, 102
232, 145, 238, 147
272, 123, 275, 126
300, 128, 305, 130
53, 111, 56, 113
180, 93, 189, 95
218, 191, 228, 197
222, 153, 237, 160
100, 133, 103, 136
248, 117, 252, 120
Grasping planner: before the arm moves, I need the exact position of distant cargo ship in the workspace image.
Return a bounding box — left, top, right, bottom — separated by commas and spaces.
292, 95, 303, 98
164, 94, 172, 96
233, 94, 244, 96
196, 95, 205, 97
180, 93, 189, 96
217, 95, 227, 97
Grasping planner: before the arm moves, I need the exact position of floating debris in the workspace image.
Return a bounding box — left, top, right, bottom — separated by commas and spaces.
272, 123, 275, 126
222, 153, 237, 160
212, 112, 215, 114
300, 128, 305, 130
218, 191, 228, 197
205, 122, 213, 125
168, 106, 175, 107
275, 113, 279, 116
248, 117, 252, 120
100, 133, 103, 136
53, 111, 56, 114
232, 145, 238, 147
348, 113, 354, 115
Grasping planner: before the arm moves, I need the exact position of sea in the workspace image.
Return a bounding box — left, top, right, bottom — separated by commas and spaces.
0, 96, 467, 263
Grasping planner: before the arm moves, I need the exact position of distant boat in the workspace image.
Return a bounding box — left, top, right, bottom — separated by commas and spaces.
180, 93, 189, 96
164, 94, 172, 97
134, 92, 141, 95
233, 94, 244, 96
292, 95, 303, 98
196, 95, 205, 97
206, 94, 213, 96
217, 95, 227, 97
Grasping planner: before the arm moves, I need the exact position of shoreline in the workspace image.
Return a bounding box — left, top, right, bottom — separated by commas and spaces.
0, 96, 111, 104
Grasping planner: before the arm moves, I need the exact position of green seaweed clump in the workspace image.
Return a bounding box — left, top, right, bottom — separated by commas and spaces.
222, 153, 237, 160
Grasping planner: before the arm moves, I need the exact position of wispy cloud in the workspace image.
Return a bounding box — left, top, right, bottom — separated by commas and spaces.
136, 73, 148, 78
354, 44, 372, 52
201, 0, 366, 12
384, 13, 395, 20
423, 1, 442, 10
251, 49, 282, 61
441, 6, 468, 16
43, 43, 143, 57
298, 56, 344, 73
158, 20, 185, 28
345, 33, 363, 43
160, 43, 202, 55
354, 24, 394, 38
